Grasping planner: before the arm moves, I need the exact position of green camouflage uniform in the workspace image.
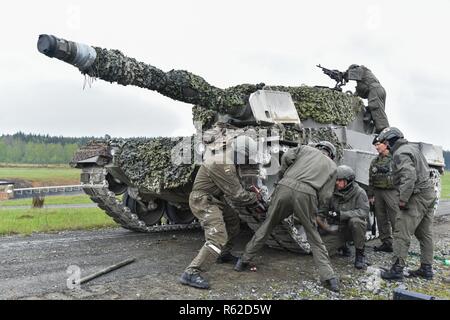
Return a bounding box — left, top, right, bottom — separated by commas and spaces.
186, 152, 257, 274
241, 145, 337, 282
390, 139, 436, 267
320, 182, 370, 255
369, 153, 400, 246
347, 65, 389, 133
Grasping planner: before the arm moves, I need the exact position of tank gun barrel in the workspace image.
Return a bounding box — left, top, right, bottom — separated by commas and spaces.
36, 34, 257, 118
37, 34, 97, 71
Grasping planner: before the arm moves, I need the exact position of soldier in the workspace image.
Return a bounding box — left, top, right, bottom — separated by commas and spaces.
345, 64, 389, 133
378, 127, 437, 281
234, 141, 340, 293
179, 135, 265, 289
368, 135, 400, 253
318, 165, 370, 269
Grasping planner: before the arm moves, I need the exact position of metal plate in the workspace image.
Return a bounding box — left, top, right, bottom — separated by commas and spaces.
248, 90, 301, 125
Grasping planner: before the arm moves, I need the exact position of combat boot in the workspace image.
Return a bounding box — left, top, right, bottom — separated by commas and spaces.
234, 258, 254, 272
374, 242, 393, 253
354, 248, 367, 269
216, 252, 239, 264
381, 260, 404, 281
322, 277, 340, 293
179, 271, 210, 289
338, 245, 351, 257
407, 263, 433, 280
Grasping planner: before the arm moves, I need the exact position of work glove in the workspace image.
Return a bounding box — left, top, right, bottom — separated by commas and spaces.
316, 216, 339, 235
246, 201, 267, 220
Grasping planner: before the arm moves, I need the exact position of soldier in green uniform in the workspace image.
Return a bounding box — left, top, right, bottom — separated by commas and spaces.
179, 136, 265, 289
368, 136, 399, 252
234, 141, 340, 293
318, 165, 370, 269
378, 128, 437, 281
345, 64, 389, 133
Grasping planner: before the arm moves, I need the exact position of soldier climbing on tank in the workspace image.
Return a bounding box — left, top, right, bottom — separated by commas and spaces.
369, 135, 400, 253
318, 165, 370, 270
344, 65, 389, 133
179, 135, 266, 289
234, 141, 340, 293
377, 128, 437, 281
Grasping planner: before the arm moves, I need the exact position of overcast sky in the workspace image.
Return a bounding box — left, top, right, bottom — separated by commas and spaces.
1, 0, 449, 149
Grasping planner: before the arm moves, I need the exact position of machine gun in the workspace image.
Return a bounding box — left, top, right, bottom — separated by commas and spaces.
316, 64, 347, 91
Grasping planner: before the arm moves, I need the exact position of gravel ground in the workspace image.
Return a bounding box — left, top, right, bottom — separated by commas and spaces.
0, 213, 449, 300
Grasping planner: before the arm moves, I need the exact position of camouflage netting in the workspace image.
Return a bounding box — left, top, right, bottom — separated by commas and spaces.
87, 47, 263, 116
70, 140, 111, 166
112, 137, 197, 194
264, 86, 364, 126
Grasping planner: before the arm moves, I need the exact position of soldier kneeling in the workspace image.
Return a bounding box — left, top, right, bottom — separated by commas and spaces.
318, 165, 370, 269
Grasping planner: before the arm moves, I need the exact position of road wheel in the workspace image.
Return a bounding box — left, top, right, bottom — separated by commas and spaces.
165, 203, 195, 224
122, 191, 165, 226
106, 174, 127, 195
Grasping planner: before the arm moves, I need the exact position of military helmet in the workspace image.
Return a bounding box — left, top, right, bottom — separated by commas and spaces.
231, 135, 259, 164
336, 165, 355, 182
372, 134, 380, 145
377, 127, 404, 143
315, 141, 336, 160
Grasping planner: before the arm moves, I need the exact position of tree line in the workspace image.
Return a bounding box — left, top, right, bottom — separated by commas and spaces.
0, 132, 449, 168
0, 132, 97, 164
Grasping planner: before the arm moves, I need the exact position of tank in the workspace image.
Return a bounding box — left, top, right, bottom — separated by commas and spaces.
37, 34, 446, 253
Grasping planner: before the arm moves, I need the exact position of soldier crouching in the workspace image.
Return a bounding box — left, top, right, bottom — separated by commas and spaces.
318, 165, 370, 269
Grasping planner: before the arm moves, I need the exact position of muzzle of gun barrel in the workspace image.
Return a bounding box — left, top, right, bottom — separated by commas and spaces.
37, 34, 97, 71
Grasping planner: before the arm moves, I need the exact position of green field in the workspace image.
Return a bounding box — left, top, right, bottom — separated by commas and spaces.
0, 165, 80, 186
0, 207, 117, 235
441, 171, 450, 200
0, 194, 92, 207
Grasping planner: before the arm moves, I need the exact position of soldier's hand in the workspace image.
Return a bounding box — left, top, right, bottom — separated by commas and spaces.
369, 197, 375, 205
316, 216, 339, 235
246, 201, 267, 220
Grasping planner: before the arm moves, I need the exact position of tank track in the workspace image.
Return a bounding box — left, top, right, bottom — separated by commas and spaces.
80, 166, 200, 233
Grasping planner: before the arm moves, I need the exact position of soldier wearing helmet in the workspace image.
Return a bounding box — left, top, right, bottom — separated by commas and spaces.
368, 135, 400, 253
318, 165, 370, 269
235, 141, 340, 293
344, 64, 389, 133
377, 127, 437, 281
179, 135, 265, 289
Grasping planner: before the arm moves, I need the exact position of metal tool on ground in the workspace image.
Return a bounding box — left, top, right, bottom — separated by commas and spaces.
393, 288, 442, 300
79, 258, 136, 285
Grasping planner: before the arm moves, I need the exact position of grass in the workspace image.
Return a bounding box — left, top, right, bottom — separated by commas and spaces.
0, 194, 92, 207
441, 171, 450, 200
0, 207, 118, 236
0, 165, 80, 186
